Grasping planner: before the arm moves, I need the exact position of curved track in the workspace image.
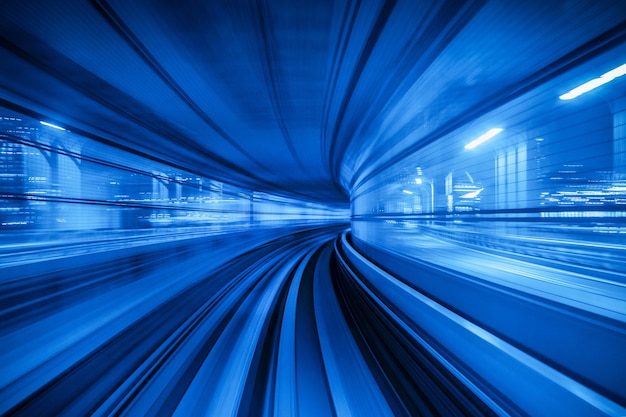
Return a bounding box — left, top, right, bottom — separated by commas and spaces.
2, 225, 624, 416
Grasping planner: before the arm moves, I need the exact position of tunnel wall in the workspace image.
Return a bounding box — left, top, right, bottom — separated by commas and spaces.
351, 41, 626, 255
346, 41, 626, 412
1, 106, 349, 254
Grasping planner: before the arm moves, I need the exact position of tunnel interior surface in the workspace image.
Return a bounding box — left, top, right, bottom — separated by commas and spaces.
1, 1, 626, 416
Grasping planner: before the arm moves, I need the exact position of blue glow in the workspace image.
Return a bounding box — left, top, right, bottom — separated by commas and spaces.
2, 1, 626, 416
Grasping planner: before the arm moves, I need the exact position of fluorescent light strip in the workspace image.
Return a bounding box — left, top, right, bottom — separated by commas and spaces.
464, 128, 503, 150
559, 62, 626, 100
40, 121, 66, 130
402, 189, 413, 195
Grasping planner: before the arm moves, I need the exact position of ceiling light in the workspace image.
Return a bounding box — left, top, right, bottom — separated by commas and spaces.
464, 128, 503, 150
559, 62, 626, 100
40, 121, 66, 131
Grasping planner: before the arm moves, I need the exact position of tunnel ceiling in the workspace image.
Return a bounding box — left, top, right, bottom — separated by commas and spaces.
1, 0, 625, 204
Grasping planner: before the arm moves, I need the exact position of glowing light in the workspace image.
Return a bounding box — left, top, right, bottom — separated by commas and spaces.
415, 178, 423, 185
464, 128, 503, 150
402, 189, 413, 195
459, 188, 483, 199
40, 121, 66, 131
559, 62, 626, 100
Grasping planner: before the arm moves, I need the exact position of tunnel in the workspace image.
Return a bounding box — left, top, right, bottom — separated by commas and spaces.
1, 1, 625, 416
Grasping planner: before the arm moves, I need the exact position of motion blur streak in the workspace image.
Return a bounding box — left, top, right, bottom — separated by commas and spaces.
2, 0, 626, 416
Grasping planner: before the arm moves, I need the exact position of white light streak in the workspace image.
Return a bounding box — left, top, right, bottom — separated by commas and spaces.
40, 121, 66, 131
559, 62, 626, 100
464, 128, 503, 150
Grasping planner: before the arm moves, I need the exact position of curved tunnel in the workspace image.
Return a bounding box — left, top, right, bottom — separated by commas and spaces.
1, 1, 626, 416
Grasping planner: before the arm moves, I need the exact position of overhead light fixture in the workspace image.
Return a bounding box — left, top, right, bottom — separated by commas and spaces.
464, 128, 503, 150
402, 189, 413, 195
40, 121, 66, 131
415, 177, 423, 185
559, 62, 626, 100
